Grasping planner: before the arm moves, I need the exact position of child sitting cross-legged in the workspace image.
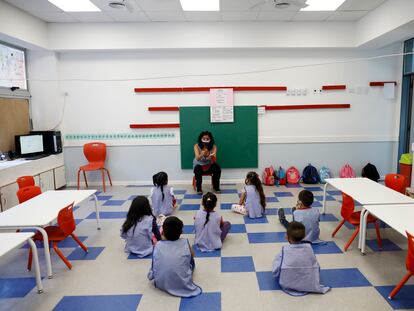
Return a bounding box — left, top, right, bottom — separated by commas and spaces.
272, 221, 330, 296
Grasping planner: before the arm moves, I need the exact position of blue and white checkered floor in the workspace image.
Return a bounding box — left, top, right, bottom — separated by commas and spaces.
1, 183, 414, 311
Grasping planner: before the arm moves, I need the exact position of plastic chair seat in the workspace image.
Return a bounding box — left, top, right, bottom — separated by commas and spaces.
79, 162, 105, 171
348, 211, 378, 225
33, 226, 67, 242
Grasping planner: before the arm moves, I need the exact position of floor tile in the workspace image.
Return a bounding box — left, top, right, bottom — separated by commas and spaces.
220, 203, 233, 210
86, 212, 127, 219
243, 216, 268, 224
320, 268, 371, 288
229, 224, 247, 233
285, 184, 302, 188
266, 197, 279, 203
376, 285, 414, 309
180, 204, 201, 211
311, 201, 322, 208
102, 200, 126, 206
174, 190, 187, 195
179, 292, 221, 311
219, 189, 238, 194
274, 192, 294, 197
184, 194, 203, 199
221, 256, 255, 272
95, 195, 113, 201
0, 278, 37, 298
21, 236, 88, 249
314, 195, 336, 201
304, 186, 324, 192
367, 239, 402, 252
311, 241, 342, 254
67, 247, 105, 260
247, 232, 286, 244
193, 246, 221, 258
265, 208, 278, 215
319, 214, 339, 222
256, 271, 280, 291
183, 225, 195, 234
53, 294, 142, 311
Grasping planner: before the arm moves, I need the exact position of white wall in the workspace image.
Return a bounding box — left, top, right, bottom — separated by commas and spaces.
25, 44, 402, 184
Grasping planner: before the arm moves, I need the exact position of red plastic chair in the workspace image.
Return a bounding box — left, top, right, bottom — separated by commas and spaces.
16, 176, 35, 189
77, 142, 112, 192
28, 202, 87, 270
16, 186, 42, 204
389, 231, 414, 299
332, 193, 382, 252
192, 155, 216, 190
385, 174, 406, 194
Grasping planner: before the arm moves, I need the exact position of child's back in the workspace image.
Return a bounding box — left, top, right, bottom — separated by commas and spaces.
120, 215, 154, 257
293, 208, 321, 243
194, 210, 222, 252
245, 184, 264, 218
148, 238, 202, 297
151, 185, 174, 216
272, 243, 330, 296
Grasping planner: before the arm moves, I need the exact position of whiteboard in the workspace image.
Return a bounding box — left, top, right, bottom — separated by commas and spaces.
0, 43, 27, 90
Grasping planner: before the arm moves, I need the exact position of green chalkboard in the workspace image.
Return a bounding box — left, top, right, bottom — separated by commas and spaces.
180, 106, 258, 169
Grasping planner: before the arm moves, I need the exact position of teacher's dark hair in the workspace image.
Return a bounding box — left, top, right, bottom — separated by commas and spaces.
197, 131, 215, 151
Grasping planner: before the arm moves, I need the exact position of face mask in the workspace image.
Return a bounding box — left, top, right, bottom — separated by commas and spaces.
202, 139, 210, 144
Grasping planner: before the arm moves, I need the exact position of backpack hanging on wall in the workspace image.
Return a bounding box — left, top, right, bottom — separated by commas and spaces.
274, 166, 287, 186
339, 164, 356, 178
286, 166, 300, 184
262, 166, 275, 186
361, 163, 380, 182
319, 166, 332, 184
302, 164, 320, 184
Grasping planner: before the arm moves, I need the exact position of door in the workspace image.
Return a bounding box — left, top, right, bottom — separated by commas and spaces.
54, 166, 66, 189
39, 170, 55, 192
0, 182, 19, 212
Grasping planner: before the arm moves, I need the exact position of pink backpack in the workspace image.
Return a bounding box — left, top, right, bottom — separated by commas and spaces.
262, 166, 275, 186
286, 166, 300, 184
340, 164, 356, 178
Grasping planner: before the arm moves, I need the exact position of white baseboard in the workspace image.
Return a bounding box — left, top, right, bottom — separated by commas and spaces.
67, 178, 244, 187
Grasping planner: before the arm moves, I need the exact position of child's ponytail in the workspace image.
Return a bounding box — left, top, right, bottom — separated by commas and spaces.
247, 171, 266, 211
202, 192, 217, 227
152, 171, 168, 201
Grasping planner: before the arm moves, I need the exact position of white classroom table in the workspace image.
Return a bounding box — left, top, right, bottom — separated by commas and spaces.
360, 204, 414, 254
322, 178, 414, 214
0, 232, 43, 293
0, 190, 100, 278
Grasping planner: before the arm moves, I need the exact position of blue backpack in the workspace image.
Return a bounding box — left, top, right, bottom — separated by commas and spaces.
275, 166, 286, 186
302, 164, 320, 184
319, 166, 332, 184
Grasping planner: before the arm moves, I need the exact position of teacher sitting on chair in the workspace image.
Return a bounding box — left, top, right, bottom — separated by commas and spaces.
193, 131, 221, 194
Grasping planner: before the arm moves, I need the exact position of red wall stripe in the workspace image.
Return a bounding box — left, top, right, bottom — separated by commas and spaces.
148, 107, 180, 111
135, 86, 287, 93
130, 123, 180, 129
322, 85, 347, 91
265, 104, 350, 110
369, 81, 397, 86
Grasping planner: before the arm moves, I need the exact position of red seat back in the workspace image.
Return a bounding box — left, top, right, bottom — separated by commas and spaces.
385, 174, 406, 194
16, 186, 42, 204
57, 202, 76, 237
83, 142, 107, 164
16, 176, 35, 189
406, 231, 414, 274
341, 193, 356, 221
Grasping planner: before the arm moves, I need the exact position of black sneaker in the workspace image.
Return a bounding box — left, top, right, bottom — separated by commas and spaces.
278, 208, 286, 222
214, 188, 221, 194
196, 189, 203, 195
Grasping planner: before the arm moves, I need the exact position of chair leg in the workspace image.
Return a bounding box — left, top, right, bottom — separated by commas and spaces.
83, 170, 88, 188
105, 168, 113, 186
52, 242, 72, 270
374, 221, 383, 250
77, 169, 81, 190
389, 272, 412, 299
344, 225, 360, 252
332, 219, 345, 237
71, 233, 88, 253
101, 169, 106, 192
27, 247, 33, 271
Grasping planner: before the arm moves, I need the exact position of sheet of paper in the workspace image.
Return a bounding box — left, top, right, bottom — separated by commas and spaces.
383, 83, 395, 99
210, 88, 234, 123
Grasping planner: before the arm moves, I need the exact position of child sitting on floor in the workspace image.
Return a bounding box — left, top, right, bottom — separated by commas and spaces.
194, 192, 232, 252
231, 171, 266, 218
150, 171, 177, 219
272, 221, 330, 296
120, 196, 161, 258
278, 190, 323, 244
148, 216, 202, 297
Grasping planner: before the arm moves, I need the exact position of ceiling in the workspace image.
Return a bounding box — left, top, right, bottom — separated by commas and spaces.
4, 0, 388, 23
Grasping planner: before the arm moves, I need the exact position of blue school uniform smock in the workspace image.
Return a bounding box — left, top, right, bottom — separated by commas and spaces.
245, 185, 264, 218
151, 185, 174, 216
120, 215, 154, 258
148, 238, 202, 297
272, 243, 330, 296
293, 208, 322, 244
194, 210, 222, 252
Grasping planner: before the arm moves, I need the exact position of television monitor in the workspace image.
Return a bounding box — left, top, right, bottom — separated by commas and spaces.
15, 134, 44, 157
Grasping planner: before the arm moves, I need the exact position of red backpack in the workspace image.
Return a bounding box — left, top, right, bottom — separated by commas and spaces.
262, 166, 275, 186
286, 166, 300, 184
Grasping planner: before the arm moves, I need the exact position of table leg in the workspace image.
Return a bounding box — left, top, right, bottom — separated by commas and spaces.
358, 208, 366, 249
361, 209, 370, 254
322, 182, 329, 215
27, 239, 43, 294
92, 194, 101, 230
36, 227, 53, 278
